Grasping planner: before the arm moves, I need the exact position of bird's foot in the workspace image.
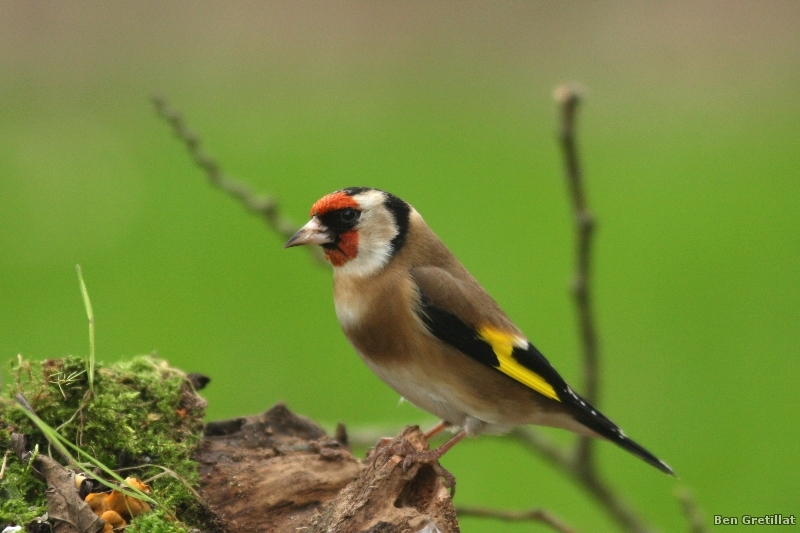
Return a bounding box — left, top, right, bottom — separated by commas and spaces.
388, 439, 445, 470
383, 437, 457, 494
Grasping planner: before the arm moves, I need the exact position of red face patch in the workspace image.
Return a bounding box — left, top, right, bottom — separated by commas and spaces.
311, 191, 361, 267
324, 230, 359, 266
311, 191, 359, 217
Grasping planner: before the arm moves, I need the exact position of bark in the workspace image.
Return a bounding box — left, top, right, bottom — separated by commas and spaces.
196, 403, 459, 533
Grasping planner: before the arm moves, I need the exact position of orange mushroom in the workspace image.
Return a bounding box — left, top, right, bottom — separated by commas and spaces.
100, 510, 126, 532
84, 477, 153, 523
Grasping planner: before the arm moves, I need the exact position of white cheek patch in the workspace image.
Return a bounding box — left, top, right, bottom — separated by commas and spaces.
333, 191, 399, 278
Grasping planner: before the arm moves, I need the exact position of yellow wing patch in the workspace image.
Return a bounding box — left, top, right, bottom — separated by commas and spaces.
478, 326, 560, 402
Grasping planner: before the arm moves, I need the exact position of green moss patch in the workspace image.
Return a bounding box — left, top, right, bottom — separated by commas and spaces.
1, 354, 206, 531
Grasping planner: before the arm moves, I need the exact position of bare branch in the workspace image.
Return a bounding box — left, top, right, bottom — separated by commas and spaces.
457, 505, 577, 533
554, 83, 599, 473
481, 84, 656, 533
676, 488, 709, 533
151, 94, 327, 266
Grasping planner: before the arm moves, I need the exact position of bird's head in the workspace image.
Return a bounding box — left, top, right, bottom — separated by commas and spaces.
284, 187, 411, 276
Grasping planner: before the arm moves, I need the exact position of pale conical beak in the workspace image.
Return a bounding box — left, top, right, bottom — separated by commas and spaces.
284, 217, 333, 248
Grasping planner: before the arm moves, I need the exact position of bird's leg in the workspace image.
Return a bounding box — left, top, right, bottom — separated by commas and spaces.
423, 420, 451, 441
370, 421, 452, 463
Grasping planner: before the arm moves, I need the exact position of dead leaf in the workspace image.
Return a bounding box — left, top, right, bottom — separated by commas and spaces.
36, 455, 105, 533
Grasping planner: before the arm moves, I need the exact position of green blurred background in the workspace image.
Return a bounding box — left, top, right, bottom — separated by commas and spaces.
1, 2, 798, 531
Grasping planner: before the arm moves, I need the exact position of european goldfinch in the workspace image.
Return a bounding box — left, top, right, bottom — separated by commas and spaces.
285, 187, 673, 476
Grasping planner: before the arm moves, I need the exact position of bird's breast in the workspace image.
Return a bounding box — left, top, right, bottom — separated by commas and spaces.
332, 269, 422, 365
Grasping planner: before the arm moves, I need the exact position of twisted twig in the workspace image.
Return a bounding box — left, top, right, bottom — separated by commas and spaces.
503, 85, 656, 533
553, 83, 599, 473
151, 94, 327, 266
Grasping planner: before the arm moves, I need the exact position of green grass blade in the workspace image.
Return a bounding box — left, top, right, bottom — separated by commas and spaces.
75, 265, 95, 394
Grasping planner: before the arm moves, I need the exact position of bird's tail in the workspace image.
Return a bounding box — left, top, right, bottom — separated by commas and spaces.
568, 398, 675, 476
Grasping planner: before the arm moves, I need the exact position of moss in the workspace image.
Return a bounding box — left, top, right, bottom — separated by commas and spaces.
0, 354, 205, 531
127, 508, 191, 533
0, 460, 47, 526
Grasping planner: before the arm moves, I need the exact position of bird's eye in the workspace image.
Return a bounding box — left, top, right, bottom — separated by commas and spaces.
340, 209, 359, 223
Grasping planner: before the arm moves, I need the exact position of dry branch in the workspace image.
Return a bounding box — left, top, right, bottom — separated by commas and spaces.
499, 84, 657, 533
554, 83, 599, 473
151, 94, 327, 266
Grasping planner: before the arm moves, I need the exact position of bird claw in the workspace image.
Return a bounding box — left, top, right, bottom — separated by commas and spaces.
365, 437, 395, 464
399, 447, 439, 471
432, 463, 456, 494
388, 440, 457, 495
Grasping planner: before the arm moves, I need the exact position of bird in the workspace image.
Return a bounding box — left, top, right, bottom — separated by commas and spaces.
285, 187, 674, 477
